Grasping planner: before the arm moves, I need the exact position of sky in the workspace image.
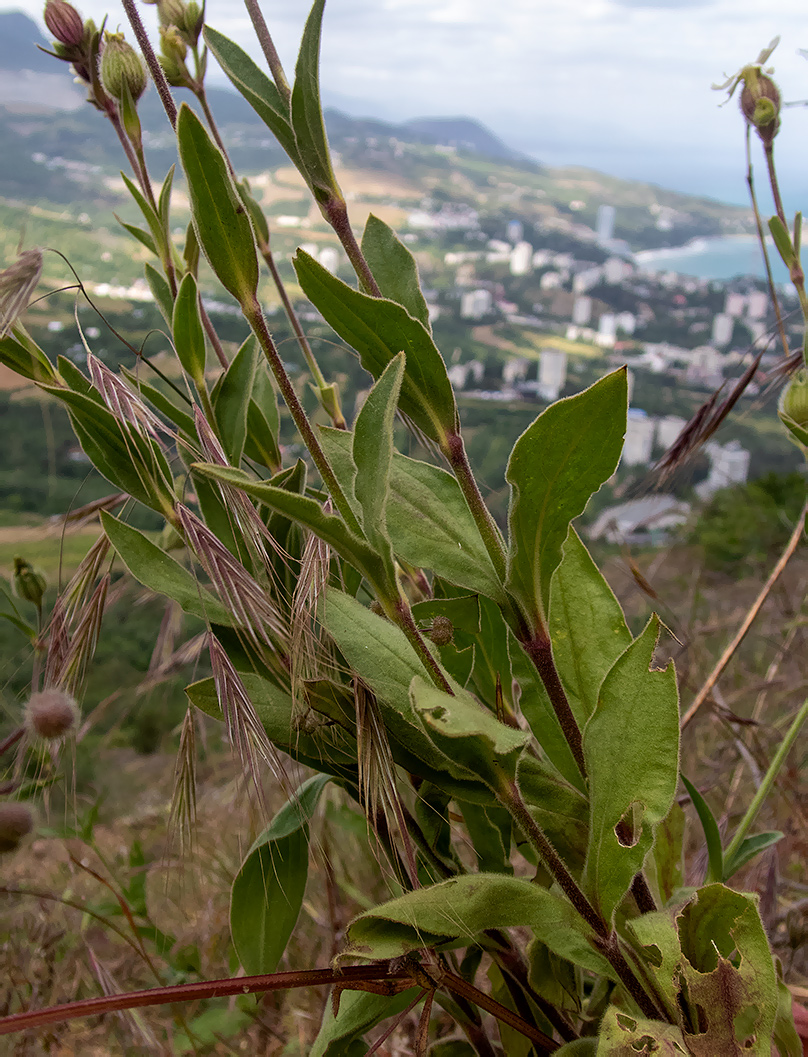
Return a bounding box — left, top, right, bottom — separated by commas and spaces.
11, 0, 808, 208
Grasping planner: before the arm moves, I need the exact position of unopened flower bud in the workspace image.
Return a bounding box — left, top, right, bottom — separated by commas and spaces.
99, 33, 147, 102
181, 0, 203, 45
25, 688, 79, 740
780, 368, 808, 435
12, 557, 46, 608
0, 802, 34, 854
740, 72, 781, 144
157, 0, 186, 30
429, 615, 454, 646
44, 0, 85, 48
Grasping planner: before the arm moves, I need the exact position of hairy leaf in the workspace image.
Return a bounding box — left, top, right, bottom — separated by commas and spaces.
360, 214, 430, 328
294, 250, 457, 442
583, 617, 679, 921
172, 272, 206, 383
505, 369, 627, 629
231, 775, 330, 974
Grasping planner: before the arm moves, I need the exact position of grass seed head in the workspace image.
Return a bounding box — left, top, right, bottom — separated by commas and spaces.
0, 802, 34, 853
25, 688, 79, 740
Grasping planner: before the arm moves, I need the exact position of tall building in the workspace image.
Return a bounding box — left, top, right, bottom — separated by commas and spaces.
596, 204, 616, 243
538, 349, 567, 401
510, 241, 534, 276
603, 256, 631, 284
746, 290, 768, 319
572, 295, 592, 325
460, 288, 493, 320
623, 410, 655, 465
597, 313, 617, 347
711, 313, 734, 347
724, 292, 746, 317
506, 219, 523, 243
657, 415, 687, 450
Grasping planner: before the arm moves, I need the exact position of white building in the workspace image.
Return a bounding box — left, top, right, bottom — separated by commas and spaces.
318, 246, 339, 274
510, 241, 534, 276
657, 415, 687, 450
538, 349, 567, 401
503, 358, 530, 386
597, 313, 617, 347
506, 220, 524, 243
588, 495, 690, 543
711, 313, 734, 347
623, 409, 655, 465
724, 292, 746, 317
615, 311, 636, 335
573, 267, 602, 293
540, 271, 563, 290
603, 256, 632, 285
460, 288, 493, 320
696, 440, 751, 498
746, 290, 768, 320
596, 204, 616, 244
572, 295, 592, 325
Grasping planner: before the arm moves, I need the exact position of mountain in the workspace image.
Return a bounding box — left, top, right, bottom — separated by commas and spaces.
0, 9, 753, 250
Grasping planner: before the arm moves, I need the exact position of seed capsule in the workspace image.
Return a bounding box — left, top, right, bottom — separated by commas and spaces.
0, 802, 34, 854
99, 32, 147, 102
25, 688, 79, 740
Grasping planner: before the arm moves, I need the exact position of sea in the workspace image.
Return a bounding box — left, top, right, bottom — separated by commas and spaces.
633, 234, 799, 285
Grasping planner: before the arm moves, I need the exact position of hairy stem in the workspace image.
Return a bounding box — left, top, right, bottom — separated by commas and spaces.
243, 0, 291, 101
519, 632, 586, 778
442, 431, 507, 583
121, 0, 178, 129
393, 599, 454, 695
321, 196, 382, 297
244, 299, 360, 533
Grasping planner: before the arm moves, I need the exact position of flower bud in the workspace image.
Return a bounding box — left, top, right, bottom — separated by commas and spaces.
429, 615, 454, 646
43, 0, 85, 48
12, 556, 46, 608
25, 688, 79, 740
779, 368, 808, 439
0, 802, 34, 854
181, 0, 203, 45
99, 32, 147, 102
740, 71, 781, 144
157, 0, 186, 30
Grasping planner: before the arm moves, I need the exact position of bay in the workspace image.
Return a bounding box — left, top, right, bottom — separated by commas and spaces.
633, 234, 801, 284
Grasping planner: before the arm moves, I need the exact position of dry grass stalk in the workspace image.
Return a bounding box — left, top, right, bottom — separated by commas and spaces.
86, 351, 171, 444
0, 248, 43, 337
208, 632, 283, 815
176, 503, 287, 648
681, 503, 807, 728
169, 707, 198, 856
290, 527, 332, 709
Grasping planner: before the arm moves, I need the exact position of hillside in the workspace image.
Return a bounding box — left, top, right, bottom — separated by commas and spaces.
0, 10, 753, 253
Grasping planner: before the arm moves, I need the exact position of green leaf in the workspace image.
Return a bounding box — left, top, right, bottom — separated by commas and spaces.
676, 884, 778, 1055
319, 428, 504, 601
191, 462, 384, 584
177, 102, 259, 305
121, 171, 163, 253
144, 263, 174, 325
0, 328, 55, 383
583, 617, 679, 921
505, 369, 627, 629
460, 802, 512, 874
43, 385, 174, 513
773, 972, 802, 1057
509, 639, 583, 792
360, 214, 430, 328
598, 1007, 688, 1054
100, 512, 235, 626
412, 675, 529, 789
172, 272, 206, 383
116, 218, 158, 256
185, 671, 360, 781
244, 399, 282, 472
769, 215, 796, 268
203, 28, 300, 167
321, 588, 495, 802
230, 774, 330, 974
650, 801, 685, 906
294, 250, 457, 442
343, 874, 616, 980
722, 831, 783, 882
550, 528, 632, 728
352, 352, 404, 553
680, 774, 723, 885
290, 0, 342, 202
214, 334, 259, 465
553, 1042, 596, 1056
310, 988, 422, 1057
158, 165, 174, 232
517, 755, 589, 875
